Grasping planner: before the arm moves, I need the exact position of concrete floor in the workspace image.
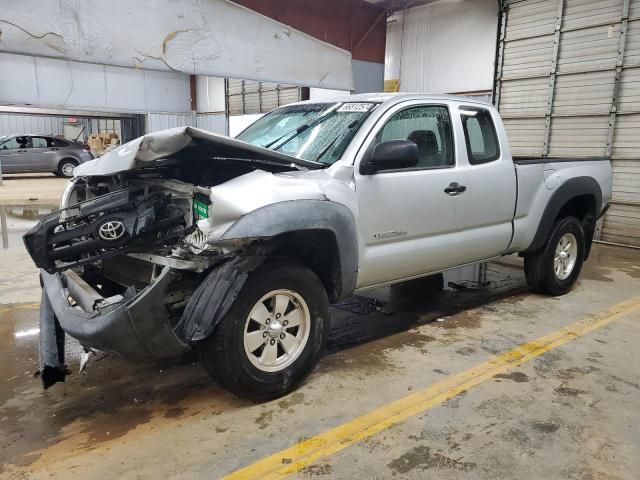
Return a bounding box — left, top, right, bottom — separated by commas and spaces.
1, 184, 639, 479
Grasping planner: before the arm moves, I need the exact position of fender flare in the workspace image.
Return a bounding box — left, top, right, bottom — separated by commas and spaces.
524, 176, 602, 254
221, 199, 359, 300
175, 200, 359, 343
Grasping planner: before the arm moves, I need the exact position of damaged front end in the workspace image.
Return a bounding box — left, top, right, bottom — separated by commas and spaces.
24, 127, 318, 388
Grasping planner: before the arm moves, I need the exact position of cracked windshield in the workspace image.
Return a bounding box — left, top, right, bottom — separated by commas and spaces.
236, 102, 376, 165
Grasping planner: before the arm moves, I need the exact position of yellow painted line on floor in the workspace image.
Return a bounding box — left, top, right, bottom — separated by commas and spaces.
0, 302, 40, 314
222, 295, 640, 480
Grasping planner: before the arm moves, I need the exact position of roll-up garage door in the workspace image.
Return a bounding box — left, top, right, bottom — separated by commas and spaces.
495, 0, 640, 246
226, 80, 301, 116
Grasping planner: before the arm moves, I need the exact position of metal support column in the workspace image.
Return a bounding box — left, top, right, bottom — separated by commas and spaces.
0, 205, 8, 249
606, 0, 630, 158
493, 6, 508, 108
542, 0, 565, 156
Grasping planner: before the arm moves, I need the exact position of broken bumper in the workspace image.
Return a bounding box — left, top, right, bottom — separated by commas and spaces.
41, 267, 191, 361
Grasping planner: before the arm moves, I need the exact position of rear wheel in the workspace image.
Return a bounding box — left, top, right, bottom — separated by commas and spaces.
524, 216, 585, 296
197, 261, 330, 401
57, 158, 78, 178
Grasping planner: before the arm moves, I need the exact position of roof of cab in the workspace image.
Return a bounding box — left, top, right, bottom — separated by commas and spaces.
290, 92, 493, 109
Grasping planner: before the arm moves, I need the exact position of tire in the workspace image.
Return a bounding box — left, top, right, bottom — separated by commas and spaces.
524, 216, 585, 296
196, 260, 330, 401
57, 158, 78, 178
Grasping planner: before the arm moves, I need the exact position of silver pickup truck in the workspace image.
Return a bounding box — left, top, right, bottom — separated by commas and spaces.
24, 93, 612, 400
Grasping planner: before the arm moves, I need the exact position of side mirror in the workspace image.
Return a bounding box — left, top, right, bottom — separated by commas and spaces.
359, 140, 419, 175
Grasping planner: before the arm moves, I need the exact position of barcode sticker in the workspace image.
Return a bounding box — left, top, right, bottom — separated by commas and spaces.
337, 103, 374, 113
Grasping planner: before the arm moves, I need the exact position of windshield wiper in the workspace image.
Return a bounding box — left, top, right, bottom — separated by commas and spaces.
267, 103, 342, 152
263, 124, 310, 149
314, 119, 361, 163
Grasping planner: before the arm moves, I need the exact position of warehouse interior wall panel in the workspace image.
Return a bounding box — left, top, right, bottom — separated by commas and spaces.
561, 0, 623, 30
496, 0, 640, 246
611, 113, 640, 158
552, 71, 616, 115
195, 114, 227, 135
556, 24, 621, 75
385, 0, 498, 94
309, 88, 351, 101
618, 66, 640, 112
547, 115, 610, 157
352, 60, 385, 94
0, 114, 64, 137
226, 80, 300, 116
501, 34, 555, 80
196, 76, 226, 114
499, 76, 549, 117
505, 0, 557, 40
601, 203, 640, 245
146, 113, 195, 133
501, 117, 547, 156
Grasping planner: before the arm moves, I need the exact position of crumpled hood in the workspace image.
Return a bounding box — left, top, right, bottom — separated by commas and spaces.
74, 126, 320, 177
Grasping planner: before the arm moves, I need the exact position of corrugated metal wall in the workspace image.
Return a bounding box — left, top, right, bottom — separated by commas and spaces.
496, 0, 640, 246
146, 113, 227, 135
227, 80, 301, 115
0, 114, 64, 137
196, 114, 227, 135
146, 113, 196, 133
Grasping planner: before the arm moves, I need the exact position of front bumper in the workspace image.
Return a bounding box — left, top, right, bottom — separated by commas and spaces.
41, 267, 190, 361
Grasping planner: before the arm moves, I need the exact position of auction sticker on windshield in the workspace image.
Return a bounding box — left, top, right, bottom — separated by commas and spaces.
337, 103, 375, 113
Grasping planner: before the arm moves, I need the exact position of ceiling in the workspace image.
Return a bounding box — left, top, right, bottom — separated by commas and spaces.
365, 0, 447, 12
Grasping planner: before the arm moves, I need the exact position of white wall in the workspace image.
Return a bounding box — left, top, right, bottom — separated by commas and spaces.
309, 88, 350, 101
385, 0, 499, 94
0, 53, 191, 114
0, 0, 354, 90
196, 76, 226, 113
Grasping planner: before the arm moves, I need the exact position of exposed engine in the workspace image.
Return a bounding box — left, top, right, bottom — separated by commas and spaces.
24, 186, 188, 273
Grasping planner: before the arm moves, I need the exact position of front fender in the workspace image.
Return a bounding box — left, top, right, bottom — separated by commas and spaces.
221, 199, 359, 300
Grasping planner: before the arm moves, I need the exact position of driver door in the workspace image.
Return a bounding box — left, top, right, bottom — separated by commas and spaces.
0, 136, 32, 173
355, 102, 467, 288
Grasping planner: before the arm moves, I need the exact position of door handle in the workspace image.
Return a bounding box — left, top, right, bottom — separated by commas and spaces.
50, 147, 59, 151
17, 149, 28, 153
444, 182, 467, 196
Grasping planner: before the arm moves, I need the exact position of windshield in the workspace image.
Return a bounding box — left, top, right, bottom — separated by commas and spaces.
236, 102, 376, 165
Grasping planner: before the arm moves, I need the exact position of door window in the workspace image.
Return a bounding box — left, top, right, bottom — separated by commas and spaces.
374, 105, 454, 169
31, 137, 48, 148
460, 107, 500, 164
0, 136, 30, 150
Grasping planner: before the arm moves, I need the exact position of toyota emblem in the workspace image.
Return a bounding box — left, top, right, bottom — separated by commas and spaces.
98, 220, 126, 241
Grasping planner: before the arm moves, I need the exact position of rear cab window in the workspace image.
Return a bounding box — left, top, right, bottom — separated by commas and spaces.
459, 106, 500, 165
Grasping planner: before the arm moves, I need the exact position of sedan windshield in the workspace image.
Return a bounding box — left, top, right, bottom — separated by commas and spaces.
236, 102, 377, 165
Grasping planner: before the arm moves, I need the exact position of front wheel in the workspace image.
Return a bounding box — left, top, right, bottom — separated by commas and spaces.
524, 216, 585, 296
197, 261, 330, 401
